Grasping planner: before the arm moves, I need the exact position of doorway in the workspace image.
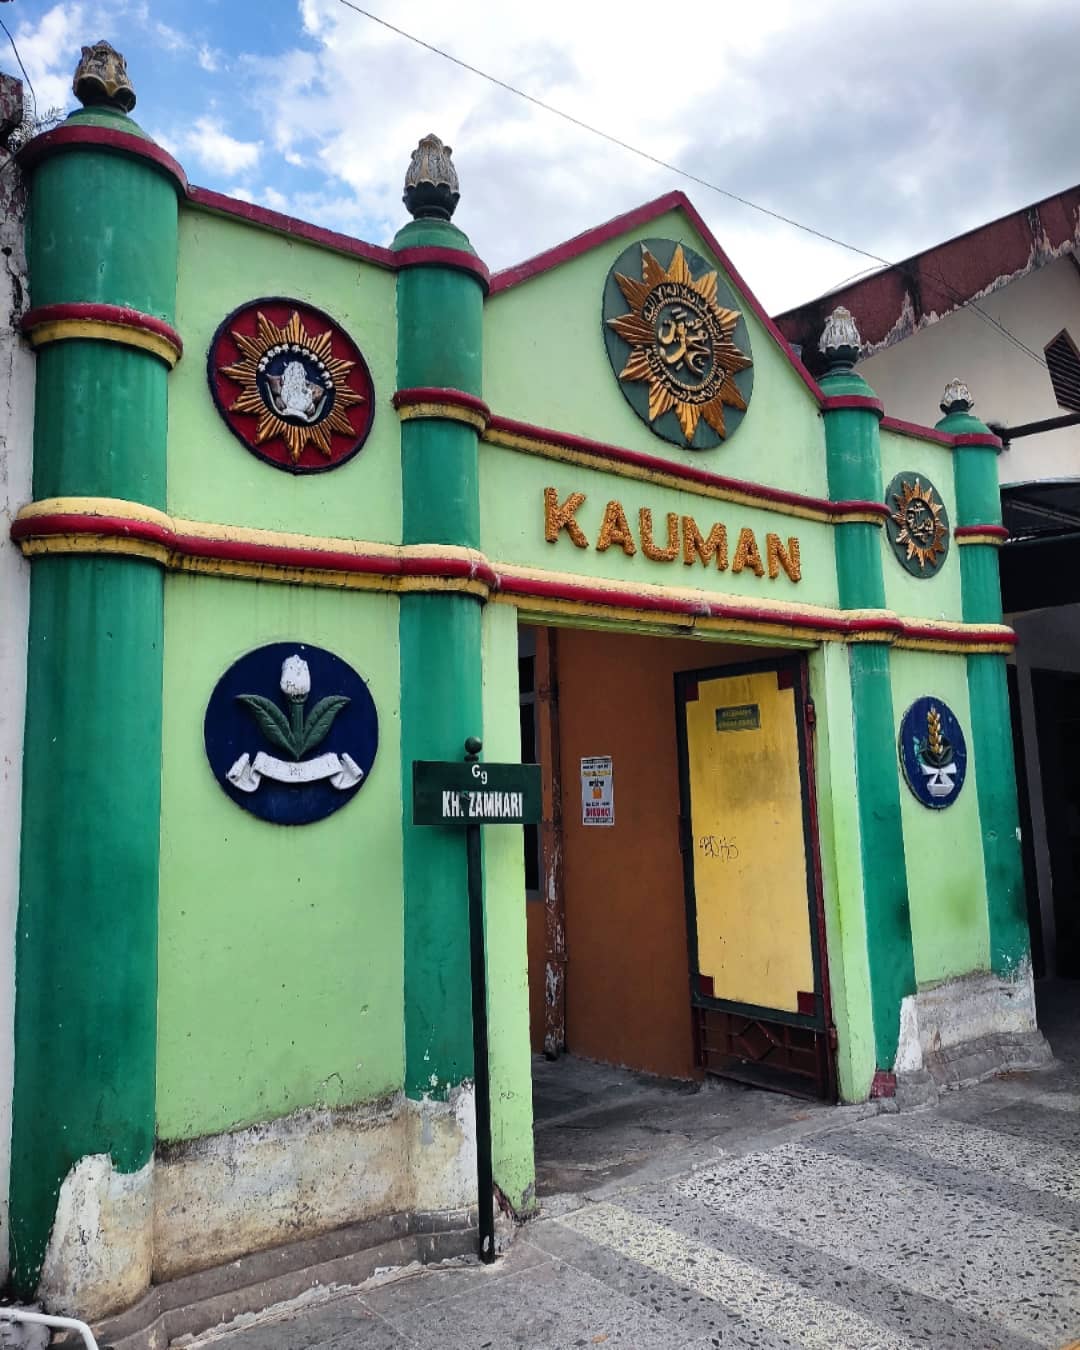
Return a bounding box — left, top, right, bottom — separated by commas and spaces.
518, 625, 835, 1100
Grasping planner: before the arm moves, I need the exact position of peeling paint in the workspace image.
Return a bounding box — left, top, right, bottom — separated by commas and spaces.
893, 962, 1045, 1077
406, 1082, 477, 1213
153, 1089, 479, 1286
37, 1156, 152, 1321
154, 1096, 408, 1282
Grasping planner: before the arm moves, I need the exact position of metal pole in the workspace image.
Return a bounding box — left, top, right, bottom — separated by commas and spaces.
464, 736, 496, 1263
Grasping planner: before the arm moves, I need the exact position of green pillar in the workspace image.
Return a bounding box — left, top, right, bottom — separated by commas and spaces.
11, 47, 180, 1299
394, 137, 488, 1098
819, 309, 915, 1073
938, 381, 1029, 975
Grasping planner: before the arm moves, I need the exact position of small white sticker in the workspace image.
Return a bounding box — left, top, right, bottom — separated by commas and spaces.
581, 755, 614, 827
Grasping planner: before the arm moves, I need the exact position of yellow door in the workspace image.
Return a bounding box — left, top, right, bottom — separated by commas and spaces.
676, 659, 830, 1095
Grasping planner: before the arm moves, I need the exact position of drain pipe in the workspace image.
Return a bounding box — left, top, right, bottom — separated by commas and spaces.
0, 1309, 100, 1350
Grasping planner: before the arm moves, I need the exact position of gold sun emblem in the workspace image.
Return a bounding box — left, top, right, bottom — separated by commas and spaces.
606, 243, 752, 444
219, 311, 365, 462
891, 478, 948, 569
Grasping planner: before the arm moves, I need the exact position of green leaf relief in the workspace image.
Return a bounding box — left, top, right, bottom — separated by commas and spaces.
236, 694, 298, 757
299, 695, 351, 755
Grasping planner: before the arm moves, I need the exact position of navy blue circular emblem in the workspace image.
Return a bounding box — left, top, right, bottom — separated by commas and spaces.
898, 697, 967, 810
204, 642, 378, 825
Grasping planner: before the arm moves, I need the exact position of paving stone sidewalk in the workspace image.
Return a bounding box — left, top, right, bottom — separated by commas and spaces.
187, 986, 1080, 1350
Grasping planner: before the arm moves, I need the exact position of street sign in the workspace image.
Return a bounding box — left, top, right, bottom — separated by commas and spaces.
412, 759, 542, 826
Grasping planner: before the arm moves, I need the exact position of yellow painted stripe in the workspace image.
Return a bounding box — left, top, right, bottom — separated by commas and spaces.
25, 318, 181, 367
397, 401, 489, 431
12, 497, 1015, 653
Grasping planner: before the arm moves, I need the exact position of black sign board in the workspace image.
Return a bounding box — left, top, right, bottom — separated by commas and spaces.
413, 760, 542, 826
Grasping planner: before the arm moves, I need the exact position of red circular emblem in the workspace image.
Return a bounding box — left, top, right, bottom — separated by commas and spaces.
208, 298, 375, 473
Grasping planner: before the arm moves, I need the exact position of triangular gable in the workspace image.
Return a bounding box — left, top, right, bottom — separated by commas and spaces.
483, 191, 828, 502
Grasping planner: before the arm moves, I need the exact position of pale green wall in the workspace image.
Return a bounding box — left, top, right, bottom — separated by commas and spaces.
807, 643, 876, 1101
484, 209, 827, 500
157, 576, 403, 1140
878, 431, 963, 622
170, 207, 400, 541
481, 602, 537, 1212
890, 649, 990, 986
480, 445, 837, 609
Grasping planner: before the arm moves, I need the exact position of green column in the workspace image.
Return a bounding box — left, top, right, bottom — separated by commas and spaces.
11, 62, 179, 1297
394, 141, 487, 1098
819, 312, 915, 1073
938, 383, 1029, 974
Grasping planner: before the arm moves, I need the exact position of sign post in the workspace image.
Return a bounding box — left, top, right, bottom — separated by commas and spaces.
412, 739, 541, 1263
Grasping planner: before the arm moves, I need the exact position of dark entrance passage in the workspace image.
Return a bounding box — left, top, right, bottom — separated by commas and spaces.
518, 624, 836, 1105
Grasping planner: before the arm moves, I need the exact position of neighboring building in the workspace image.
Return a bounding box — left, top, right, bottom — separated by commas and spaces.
6, 40, 1049, 1329
778, 187, 1080, 982
0, 71, 33, 1290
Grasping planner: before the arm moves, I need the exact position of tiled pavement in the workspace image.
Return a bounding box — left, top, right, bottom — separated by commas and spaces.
191, 993, 1080, 1350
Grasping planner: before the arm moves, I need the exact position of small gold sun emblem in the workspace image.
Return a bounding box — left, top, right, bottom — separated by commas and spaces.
219, 311, 364, 462
891, 478, 947, 569
606, 243, 752, 444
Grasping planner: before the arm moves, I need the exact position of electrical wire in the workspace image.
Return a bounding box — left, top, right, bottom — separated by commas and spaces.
0, 14, 36, 116
335, 0, 1050, 371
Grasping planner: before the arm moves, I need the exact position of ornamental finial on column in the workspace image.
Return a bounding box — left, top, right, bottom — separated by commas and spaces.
403, 134, 460, 221
940, 378, 973, 415
818, 305, 862, 372
73, 41, 136, 113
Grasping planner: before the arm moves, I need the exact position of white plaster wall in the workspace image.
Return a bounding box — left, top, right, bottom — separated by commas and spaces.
0, 144, 32, 1284
1007, 604, 1080, 973
862, 257, 1080, 485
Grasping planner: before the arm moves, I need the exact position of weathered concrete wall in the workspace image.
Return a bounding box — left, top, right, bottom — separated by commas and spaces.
0, 74, 32, 1286
862, 258, 1080, 486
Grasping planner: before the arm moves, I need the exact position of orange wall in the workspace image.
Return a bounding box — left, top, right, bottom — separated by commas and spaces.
554, 628, 786, 1078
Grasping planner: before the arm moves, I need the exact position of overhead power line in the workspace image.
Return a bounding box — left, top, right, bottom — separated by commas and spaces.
335, 0, 1050, 374
0, 15, 36, 115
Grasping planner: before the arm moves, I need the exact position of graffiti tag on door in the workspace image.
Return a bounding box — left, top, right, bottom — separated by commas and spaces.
698, 834, 739, 861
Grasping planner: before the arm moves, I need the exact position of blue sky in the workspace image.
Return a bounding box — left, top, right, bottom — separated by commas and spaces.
6, 0, 1080, 313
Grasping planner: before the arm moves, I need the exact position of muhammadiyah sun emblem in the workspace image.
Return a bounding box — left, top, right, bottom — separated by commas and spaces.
602, 238, 754, 450
208, 299, 375, 473
885, 471, 950, 576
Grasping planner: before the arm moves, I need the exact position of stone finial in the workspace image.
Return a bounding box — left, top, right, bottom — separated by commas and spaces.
73, 41, 135, 113
818, 305, 862, 371
940, 378, 973, 415
403, 134, 460, 221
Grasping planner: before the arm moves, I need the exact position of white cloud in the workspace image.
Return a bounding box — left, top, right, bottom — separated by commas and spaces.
186, 115, 260, 176
10, 2, 87, 115
154, 21, 186, 52
226, 185, 255, 203
197, 44, 222, 74
260, 185, 290, 213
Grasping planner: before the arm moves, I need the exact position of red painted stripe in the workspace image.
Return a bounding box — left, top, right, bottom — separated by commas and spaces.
488, 189, 826, 405
487, 413, 888, 518
393, 246, 491, 288
10, 512, 499, 587
820, 394, 885, 416
21, 303, 183, 357
392, 387, 492, 420
955, 524, 1009, 540
188, 187, 396, 268
11, 508, 1015, 646
952, 431, 1004, 450
879, 415, 955, 447
18, 124, 188, 192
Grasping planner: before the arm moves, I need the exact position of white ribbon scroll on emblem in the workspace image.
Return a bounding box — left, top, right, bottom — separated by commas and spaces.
227, 750, 364, 794
921, 760, 957, 799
